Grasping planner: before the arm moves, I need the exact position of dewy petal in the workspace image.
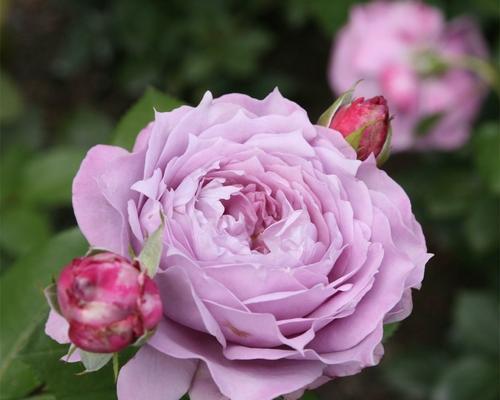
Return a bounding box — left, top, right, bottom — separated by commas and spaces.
117, 345, 197, 400
149, 319, 324, 400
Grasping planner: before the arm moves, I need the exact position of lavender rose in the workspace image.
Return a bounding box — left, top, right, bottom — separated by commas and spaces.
329, 1, 488, 151
46, 89, 430, 399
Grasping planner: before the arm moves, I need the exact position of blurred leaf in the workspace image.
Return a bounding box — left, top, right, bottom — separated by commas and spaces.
463, 198, 499, 254
432, 357, 498, 400
422, 167, 479, 219
383, 350, 449, 399
59, 107, 113, 149
288, 0, 358, 35
0, 358, 40, 399
1, 107, 45, 151
383, 323, 399, 342
0, 228, 87, 388
0, 207, 51, 257
0, 70, 24, 124
0, 145, 33, 208
21, 147, 85, 206
473, 122, 500, 195
453, 291, 498, 355
20, 326, 117, 400
112, 87, 182, 151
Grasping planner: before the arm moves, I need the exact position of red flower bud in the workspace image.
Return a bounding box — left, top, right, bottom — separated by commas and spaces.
330, 96, 390, 161
57, 252, 163, 353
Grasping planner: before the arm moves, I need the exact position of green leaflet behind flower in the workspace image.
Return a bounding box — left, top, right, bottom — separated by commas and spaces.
317, 80, 361, 127
137, 213, 165, 278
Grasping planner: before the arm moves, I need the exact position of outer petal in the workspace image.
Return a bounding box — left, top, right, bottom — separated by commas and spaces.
72, 145, 144, 255
149, 319, 324, 400
117, 345, 197, 400
189, 363, 229, 400
45, 311, 69, 344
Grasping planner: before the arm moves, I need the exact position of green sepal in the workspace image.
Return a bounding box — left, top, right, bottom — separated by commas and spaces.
376, 126, 393, 167
344, 125, 365, 149
78, 351, 113, 375
65, 344, 78, 362
317, 80, 362, 127
132, 329, 155, 347
84, 246, 111, 257
43, 283, 62, 316
137, 213, 165, 278
112, 353, 119, 382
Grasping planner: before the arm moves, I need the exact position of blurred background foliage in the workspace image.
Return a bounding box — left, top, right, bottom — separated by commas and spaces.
0, 0, 498, 399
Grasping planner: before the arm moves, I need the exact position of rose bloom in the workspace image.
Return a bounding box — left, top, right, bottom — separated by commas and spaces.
46, 89, 430, 399
329, 1, 488, 151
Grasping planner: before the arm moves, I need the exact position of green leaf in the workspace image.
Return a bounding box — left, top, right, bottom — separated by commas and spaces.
112, 87, 182, 151
0, 145, 33, 208
20, 147, 86, 206
0, 358, 40, 399
432, 357, 498, 400
317, 80, 360, 127
0, 70, 24, 124
463, 198, 499, 254
473, 122, 500, 195
59, 107, 113, 149
0, 207, 51, 257
383, 349, 449, 399
452, 291, 498, 355
79, 351, 113, 374
20, 326, 117, 400
0, 228, 87, 387
137, 215, 164, 278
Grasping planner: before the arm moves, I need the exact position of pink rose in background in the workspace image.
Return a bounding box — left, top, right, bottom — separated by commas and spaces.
329, 1, 489, 151
48, 252, 162, 353
48, 89, 430, 399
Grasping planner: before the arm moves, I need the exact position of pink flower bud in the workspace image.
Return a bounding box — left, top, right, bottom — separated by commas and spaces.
56, 252, 163, 353
330, 96, 390, 161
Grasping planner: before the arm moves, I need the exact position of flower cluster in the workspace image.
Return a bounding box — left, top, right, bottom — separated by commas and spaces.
47, 89, 430, 399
